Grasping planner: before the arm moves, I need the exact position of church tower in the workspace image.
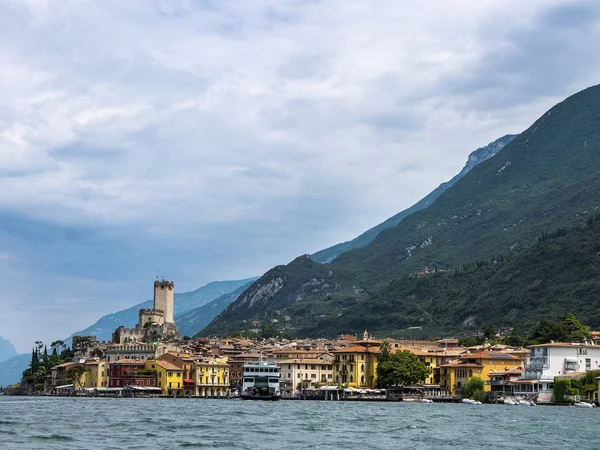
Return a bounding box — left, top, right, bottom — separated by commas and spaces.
154, 279, 175, 324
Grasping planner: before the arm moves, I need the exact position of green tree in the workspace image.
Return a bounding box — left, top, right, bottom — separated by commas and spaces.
458, 337, 480, 347
502, 328, 526, 347
528, 314, 592, 344
460, 376, 486, 402
379, 341, 391, 362
377, 350, 431, 388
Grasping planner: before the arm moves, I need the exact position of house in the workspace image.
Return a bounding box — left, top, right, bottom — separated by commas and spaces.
155, 360, 183, 395
437, 352, 524, 394
108, 359, 156, 389
194, 357, 230, 397
80, 359, 108, 389
279, 359, 333, 393
332, 346, 380, 388
158, 352, 196, 396
519, 343, 600, 402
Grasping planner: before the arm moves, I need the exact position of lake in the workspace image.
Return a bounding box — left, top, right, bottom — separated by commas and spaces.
0, 397, 598, 449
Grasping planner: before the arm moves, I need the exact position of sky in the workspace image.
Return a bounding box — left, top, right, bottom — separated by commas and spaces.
1, 0, 599, 352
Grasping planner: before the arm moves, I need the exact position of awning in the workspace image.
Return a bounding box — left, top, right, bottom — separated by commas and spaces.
183, 379, 195, 384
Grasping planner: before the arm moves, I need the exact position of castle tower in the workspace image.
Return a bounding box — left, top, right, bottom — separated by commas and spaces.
154, 279, 175, 324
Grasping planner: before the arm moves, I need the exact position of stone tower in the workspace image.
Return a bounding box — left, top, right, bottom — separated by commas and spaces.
154, 279, 174, 324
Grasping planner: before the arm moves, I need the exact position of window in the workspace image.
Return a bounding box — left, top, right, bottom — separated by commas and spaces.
311, 365, 316, 370
168, 372, 172, 377
288, 373, 291, 379
586, 358, 591, 369
297, 373, 301, 378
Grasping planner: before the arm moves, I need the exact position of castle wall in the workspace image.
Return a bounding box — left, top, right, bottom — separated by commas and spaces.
154, 280, 174, 324
139, 309, 165, 328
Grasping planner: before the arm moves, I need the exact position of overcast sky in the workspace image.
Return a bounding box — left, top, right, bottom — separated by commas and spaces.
1, 0, 599, 352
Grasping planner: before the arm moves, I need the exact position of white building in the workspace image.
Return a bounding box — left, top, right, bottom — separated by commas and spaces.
516, 342, 600, 402
279, 359, 333, 394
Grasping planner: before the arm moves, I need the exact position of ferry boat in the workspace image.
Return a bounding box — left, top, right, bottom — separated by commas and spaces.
241, 361, 281, 400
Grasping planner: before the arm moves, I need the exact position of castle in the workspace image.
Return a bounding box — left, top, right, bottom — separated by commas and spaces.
115, 279, 180, 344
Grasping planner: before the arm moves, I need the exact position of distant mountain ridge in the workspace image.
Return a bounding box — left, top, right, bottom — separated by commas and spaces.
0, 337, 17, 364
310, 134, 517, 263
67, 278, 258, 342
202, 84, 600, 337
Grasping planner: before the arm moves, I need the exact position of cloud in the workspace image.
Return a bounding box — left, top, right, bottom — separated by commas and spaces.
1, 0, 599, 351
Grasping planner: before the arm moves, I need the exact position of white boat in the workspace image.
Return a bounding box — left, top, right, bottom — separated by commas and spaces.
241, 361, 281, 401
504, 398, 517, 405
420, 398, 433, 403
462, 398, 481, 405
574, 402, 597, 408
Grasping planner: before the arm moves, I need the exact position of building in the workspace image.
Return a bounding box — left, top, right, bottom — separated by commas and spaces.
280, 359, 333, 393
80, 359, 108, 389
46, 362, 76, 393
194, 357, 230, 397
106, 343, 162, 363
332, 346, 380, 388
158, 352, 197, 395
155, 359, 183, 395
437, 352, 525, 394
518, 342, 600, 402
115, 279, 179, 344
228, 353, 264, 387
108, 359, 156, 388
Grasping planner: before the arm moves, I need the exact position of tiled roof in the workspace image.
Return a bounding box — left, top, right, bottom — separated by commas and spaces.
529, 342, 599, 348
461, 352, 522, 360
155, 360, 182, 371
280, 359, 333, 365
113, 359, 146, 364
332, 346, 380, 354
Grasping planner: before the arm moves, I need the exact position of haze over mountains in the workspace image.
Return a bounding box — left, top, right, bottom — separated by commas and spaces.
311, 134, 518, 264
203, 84, 600, 337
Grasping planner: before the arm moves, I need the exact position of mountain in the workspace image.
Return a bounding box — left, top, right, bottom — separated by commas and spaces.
311, 134, 517, 263
290, 216, 600, 337
0, 337, 17, 364
180, 281, 255, 337
202, 84, 600, 337
67, 278, 257, 342
0, 353, 29, 387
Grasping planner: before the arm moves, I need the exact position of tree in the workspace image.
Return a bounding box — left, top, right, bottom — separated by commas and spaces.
528, 314, 592, 344
51, 340, 65, 355
460, 376, 486, 402
66, 365, 87, 391
458, 337, 480, 347
502, 328, 526, 348
377, 350, 431, 388
379, 342, 391, 362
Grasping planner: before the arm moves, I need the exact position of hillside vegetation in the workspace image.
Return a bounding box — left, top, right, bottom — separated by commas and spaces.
201, 84, 600, 338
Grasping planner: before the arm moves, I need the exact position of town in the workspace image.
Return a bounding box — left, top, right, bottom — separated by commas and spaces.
10, 280, 600, 406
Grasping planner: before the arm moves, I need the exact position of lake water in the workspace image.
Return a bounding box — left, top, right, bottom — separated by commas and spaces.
0, 397, 598, 449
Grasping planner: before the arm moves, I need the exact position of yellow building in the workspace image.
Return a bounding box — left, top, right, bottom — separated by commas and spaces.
80, 360, 108, 389
437, 352, 525, 394
150, 360, 183, 395
332, 346, 380, 388
410, 350, 441, 385
194, 357, 230, 397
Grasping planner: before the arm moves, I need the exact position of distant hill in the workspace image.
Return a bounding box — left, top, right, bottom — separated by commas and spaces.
202, 84, 600, 337
0, 337, 17, 364
66, 278, 257, 342
179, 281, 255, 337
311, 134, 517, 263
0, 353, 29, 387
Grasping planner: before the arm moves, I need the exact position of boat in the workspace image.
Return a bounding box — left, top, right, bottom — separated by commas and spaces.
503, 398, 517, 405
574, 402, 597, 408
462, 398, 481, 405
241, 361, 281, 400
419, 398, 433, 403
